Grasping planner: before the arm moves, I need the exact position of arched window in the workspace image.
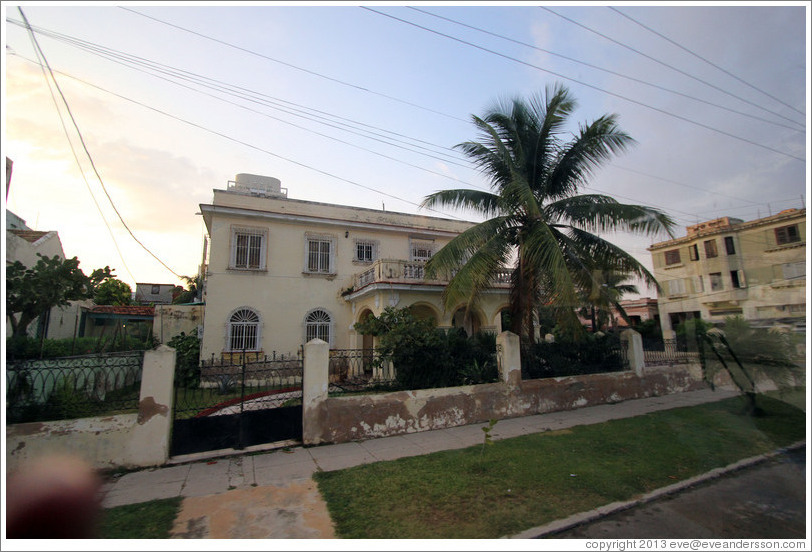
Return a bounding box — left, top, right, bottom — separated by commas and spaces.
227, 308, 260, 351
305, 309, 331, 345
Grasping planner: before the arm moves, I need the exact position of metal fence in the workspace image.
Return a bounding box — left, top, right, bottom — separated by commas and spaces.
642, 339, 699, 366
175, 351, 304, 419
6, 351, 145, 424
521, 339, 630, 380
328, 349, 396, 395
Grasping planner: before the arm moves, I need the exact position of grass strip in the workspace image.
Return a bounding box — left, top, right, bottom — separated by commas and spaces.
96, 497, 183, 539
314, 393, 806, 539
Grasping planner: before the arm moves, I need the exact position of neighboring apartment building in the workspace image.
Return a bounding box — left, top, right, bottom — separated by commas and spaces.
135, 283, 177, 305
5, 210, 88, 339
199, 174, 511, 360
648, 209, 806, 333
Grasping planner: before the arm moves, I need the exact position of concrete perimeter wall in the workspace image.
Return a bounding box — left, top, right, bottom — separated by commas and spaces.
303, 331, 707, 445
6, 346, 176, 473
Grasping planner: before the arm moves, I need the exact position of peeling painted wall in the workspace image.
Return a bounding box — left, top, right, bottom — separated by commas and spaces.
305, 364, 708, 445
6, 414, 139, 473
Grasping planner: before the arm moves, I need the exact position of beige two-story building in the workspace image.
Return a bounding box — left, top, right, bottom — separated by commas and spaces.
198, 174, 511, 360
648, 208, 806, 334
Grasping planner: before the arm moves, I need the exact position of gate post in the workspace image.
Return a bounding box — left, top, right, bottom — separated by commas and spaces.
621, 329, 645, 377
302, 339, 329, 445
127, 345, 176, 467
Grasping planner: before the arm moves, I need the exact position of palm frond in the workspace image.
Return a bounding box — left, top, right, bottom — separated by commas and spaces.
545, 194, 676, 238
421, 188, 504, 218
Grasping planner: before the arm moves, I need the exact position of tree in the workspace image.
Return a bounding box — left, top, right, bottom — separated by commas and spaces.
93, 278, 132, 306
172, 274, 201, 304
577, 269, 639, 333
6, 254, 113, 338
422, 84, 675, 343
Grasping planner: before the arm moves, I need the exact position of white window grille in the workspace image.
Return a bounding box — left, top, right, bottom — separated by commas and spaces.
410, 239, 434, 262
354, 240, 377, 263
305, 309, 332, 345
305, 235, 334, 274
227, 308, 260, 351
230, 227, 266, 270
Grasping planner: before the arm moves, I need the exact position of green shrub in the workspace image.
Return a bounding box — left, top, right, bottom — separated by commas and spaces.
6, 335, 152, 361
167, 332, 201, 387
354, 307, 497, 390
522, 332, 625, 379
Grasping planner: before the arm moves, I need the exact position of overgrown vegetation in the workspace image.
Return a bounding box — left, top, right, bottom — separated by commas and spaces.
168, 331, 201, 387
354, 307, 497, 390
521, 331, 625, 379
6, 335, 152, 361
314, 393, 805, 539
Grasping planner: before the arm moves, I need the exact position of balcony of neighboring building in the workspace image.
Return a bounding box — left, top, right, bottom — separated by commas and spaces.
342, 258, 511, 300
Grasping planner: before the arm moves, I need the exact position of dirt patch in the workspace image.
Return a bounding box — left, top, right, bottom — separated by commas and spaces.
170, 480, 335, 539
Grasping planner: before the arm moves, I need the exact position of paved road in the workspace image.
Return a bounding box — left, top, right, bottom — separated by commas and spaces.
547, 447, 807, 539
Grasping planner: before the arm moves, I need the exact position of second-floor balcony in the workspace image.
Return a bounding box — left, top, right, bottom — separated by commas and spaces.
348, 259, 511, 296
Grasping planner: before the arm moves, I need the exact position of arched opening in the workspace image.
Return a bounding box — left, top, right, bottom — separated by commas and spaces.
408, 303, 439, 325
227, 307, 261, 351
305, 308, 332, 346
452, 306, 482, 337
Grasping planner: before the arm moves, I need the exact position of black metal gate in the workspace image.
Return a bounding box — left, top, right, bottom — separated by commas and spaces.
171, 350, 303, 456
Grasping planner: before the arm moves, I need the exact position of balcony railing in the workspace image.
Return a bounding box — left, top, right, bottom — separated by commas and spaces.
350, 259, 511, 292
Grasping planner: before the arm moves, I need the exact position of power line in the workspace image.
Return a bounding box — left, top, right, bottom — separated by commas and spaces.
17, 7, 182, 280
409, 7, 804, 134
608, 6, 805, 118
118, 6, 470, 125
28, 28, 136, 283
363, 7, 805, 163
541, 6, 805, 130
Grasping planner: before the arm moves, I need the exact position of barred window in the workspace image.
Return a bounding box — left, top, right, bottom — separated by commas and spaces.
231, 227, 266, 270
775, 225, 801, 245
704, 239, 718, 258
354, 240, 377, 263
228, 308, 260, 351
305, 309, 331, 344
410, 239, 434, 262
306, 236, 334, 273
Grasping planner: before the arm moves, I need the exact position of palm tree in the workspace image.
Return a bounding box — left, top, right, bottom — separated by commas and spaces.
422, 84, 675, 343
577, 268, 639, 333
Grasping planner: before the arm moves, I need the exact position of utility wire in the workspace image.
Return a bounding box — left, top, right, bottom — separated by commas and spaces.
18, 7, 182, 280
541, 6, 804, 130
118, 6, 470, 125
28, 29, 136, 283
363, 7, 804, 163
608, 6, 805, 118
6, 17, 475, 169
16, 15, 799, 210
409, 7, 804, 134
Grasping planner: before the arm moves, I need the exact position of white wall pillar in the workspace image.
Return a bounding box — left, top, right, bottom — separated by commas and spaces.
302, 338, 329, 445
621, 329, 645, 377
496, 331, 522, 389
127, 345, 176, 467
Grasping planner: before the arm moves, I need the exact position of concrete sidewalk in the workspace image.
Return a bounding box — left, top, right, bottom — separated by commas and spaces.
100, 387, 742, 538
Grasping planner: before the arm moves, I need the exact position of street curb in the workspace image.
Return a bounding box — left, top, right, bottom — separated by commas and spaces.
506, 440, 806, 539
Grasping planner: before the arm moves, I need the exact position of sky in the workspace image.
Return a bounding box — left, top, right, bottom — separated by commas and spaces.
2, 1, 809, 298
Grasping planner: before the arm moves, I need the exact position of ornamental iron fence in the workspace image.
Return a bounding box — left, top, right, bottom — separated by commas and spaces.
6, 351, 145, 424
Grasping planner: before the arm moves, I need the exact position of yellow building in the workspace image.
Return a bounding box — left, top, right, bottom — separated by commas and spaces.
199, 174, 511, 360
648, 209, 806, 334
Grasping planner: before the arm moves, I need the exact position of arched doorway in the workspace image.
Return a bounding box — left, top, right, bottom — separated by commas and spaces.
358, 309, 375, 374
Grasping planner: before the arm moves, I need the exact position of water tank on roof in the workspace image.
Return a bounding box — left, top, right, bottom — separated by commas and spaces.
232, 173, 285, 198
